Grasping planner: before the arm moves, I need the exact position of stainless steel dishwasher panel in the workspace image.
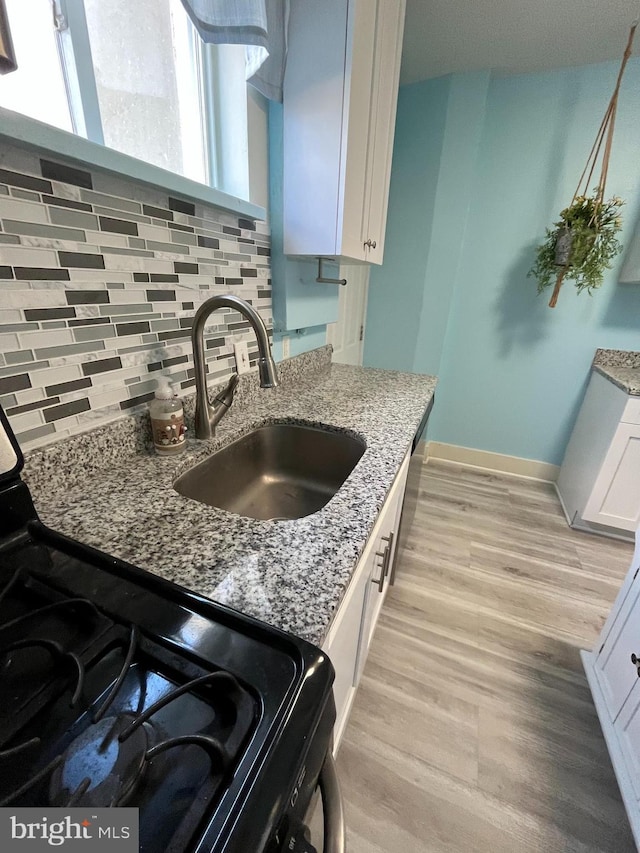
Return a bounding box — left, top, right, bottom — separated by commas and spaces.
391, 395, 434, 584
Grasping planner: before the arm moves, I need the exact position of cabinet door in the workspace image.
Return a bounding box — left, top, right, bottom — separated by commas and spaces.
557, 371, 627, 528
322, 549, 370, 748
323, 448, 410, 748
615, 680, 640, 801
361, 0, 405, 265
282, 0, 405, 264
583, 423, 640, 532
355, 450, 410, 682
358, 529, 391, 675
338, 0, 377, 262
595, 580, 640, 721
283, 0, 351, 258
594, 531, 640, 656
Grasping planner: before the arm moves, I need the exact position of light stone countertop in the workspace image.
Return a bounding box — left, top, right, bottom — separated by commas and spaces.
28, 355, 436, 646
592, 365, 640, 396
593, 348, 640, 396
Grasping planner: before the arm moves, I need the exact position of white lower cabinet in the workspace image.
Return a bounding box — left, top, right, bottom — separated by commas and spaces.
582, 528, 640, 846
583, 421, 640, 531
616, 683, 640, 803
322, 449, 410, 752
356, 466, 405, 684
322, 554, 370, 750
557, 371, 640, 537
594, 574, 640, 721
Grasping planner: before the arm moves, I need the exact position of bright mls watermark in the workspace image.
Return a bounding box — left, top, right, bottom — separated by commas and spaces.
0, 809, 138, 851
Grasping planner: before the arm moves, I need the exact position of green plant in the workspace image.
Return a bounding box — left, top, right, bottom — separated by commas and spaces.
528, 193, 624, 307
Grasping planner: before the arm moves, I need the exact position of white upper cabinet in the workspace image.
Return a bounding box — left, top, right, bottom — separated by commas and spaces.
283, 0, 406, 265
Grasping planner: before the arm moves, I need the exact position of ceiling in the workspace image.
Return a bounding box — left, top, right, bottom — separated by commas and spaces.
400, 0, 640, 84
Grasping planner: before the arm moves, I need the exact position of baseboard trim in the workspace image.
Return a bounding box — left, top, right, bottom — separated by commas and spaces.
553, 481, 574, 526
554, 484, 634, 543
426, 441, 560, 483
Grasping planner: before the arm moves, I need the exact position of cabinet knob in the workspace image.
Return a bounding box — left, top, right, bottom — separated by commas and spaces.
632, 653, 640, 667
364, 238, 377, 250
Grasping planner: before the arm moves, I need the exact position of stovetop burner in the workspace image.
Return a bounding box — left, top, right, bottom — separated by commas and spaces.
49, 713, 151, 808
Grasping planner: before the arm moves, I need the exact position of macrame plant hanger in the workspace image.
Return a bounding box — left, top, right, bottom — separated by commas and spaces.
548, 22, 637, 307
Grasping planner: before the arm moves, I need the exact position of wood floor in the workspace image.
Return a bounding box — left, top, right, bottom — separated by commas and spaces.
335, 459, 636, 853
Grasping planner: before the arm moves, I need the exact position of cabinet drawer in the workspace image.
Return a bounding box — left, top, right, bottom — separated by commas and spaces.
623, 397, 640, 426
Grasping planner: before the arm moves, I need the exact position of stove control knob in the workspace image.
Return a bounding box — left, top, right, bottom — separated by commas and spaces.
282, 817, 318, 853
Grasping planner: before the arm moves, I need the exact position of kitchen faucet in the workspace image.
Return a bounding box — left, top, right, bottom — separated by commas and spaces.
191, 294, 278, 439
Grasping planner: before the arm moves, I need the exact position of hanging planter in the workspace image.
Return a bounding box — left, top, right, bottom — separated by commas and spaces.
530, 194, 623, 307
529, 24, 635, 308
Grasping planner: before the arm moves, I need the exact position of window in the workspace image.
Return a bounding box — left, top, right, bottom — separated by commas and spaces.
0, 0, 250, 199
1, 0, 73, 131
83, 0, 207, 183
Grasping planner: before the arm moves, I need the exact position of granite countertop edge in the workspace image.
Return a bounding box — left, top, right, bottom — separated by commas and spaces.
593, 349, 640, 396
593, 364, 640, 396
30, 359, 437, 647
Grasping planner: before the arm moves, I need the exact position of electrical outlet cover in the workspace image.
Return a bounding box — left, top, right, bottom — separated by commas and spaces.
282, 336, 290, 359
234, 341, 250, 374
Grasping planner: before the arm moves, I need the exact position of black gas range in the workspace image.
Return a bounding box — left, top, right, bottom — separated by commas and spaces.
0, 405, 344, 853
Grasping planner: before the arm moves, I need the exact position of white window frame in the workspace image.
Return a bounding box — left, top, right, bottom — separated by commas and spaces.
54, 0, 104, 143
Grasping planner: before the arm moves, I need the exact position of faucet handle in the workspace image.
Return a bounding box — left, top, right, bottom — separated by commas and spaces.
214, 372, 239, 408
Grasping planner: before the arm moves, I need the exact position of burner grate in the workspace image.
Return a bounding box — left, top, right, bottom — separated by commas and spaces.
0, 594, 257, 851
4, 638, 85, 706
93, 626, 138, 723
0, 553, 117, 748
0, 598, 101, 639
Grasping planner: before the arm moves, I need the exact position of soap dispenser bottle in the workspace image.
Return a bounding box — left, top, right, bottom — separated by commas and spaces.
149, 378, 186, 455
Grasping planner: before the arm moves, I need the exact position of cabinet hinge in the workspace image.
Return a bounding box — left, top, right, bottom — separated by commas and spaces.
359, 324, 364, 342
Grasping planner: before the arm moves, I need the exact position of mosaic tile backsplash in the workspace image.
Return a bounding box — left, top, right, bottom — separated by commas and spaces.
0, 141, 272, 452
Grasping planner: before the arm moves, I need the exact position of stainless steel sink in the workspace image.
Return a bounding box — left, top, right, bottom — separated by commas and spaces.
174, 423, 366, 520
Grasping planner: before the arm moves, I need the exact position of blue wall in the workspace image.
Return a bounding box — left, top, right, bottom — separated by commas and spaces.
365, 60, 640, 465
364, 76, 450, 372
412, 72, 490, 377
271, 325, 328, 361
